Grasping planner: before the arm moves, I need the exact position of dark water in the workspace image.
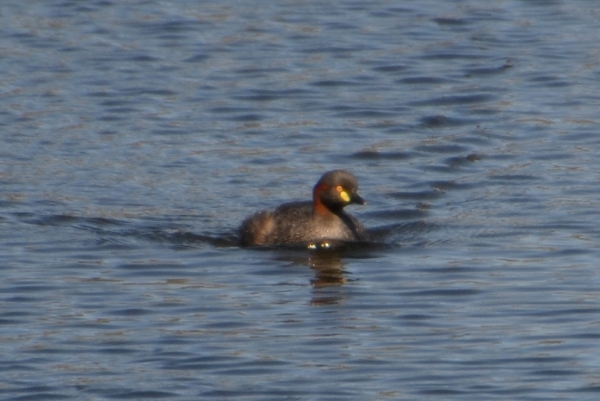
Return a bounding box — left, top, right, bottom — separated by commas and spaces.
2, 0, 600, 399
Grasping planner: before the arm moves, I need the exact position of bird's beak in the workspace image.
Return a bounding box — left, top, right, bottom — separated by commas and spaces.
351, 193, 366, 205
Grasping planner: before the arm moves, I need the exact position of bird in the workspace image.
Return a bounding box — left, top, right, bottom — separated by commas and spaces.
239, 170, 368, 247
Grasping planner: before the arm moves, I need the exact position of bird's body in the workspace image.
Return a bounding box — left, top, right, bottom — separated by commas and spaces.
239, 170, 368, 247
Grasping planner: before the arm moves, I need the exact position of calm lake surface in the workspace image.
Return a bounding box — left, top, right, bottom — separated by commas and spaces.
2, 1, 600, 399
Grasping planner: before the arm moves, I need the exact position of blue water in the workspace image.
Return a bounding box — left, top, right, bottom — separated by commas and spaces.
2, 1, 600, 399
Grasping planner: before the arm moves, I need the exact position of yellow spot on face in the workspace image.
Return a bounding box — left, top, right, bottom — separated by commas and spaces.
340, 190, 350, 202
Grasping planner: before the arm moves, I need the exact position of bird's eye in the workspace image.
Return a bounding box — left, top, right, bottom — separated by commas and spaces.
336, 185, 343, 192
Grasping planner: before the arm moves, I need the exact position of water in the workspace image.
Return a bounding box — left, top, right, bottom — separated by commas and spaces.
2, 0, 600, 399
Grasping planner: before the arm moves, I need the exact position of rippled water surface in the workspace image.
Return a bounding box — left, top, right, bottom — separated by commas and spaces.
2, 0, 600, 399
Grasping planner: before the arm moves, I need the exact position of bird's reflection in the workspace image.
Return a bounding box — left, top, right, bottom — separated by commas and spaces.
307, 249, 348, 306
269, 240, 380, 305
308, 249, 346, 288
